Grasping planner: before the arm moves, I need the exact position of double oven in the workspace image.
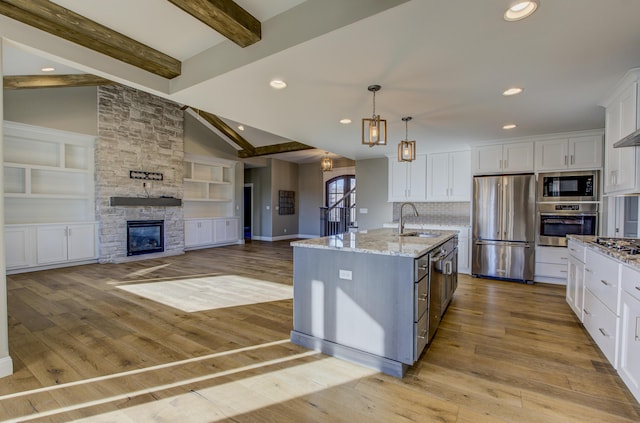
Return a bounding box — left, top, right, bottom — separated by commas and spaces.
537, 171, 599, 247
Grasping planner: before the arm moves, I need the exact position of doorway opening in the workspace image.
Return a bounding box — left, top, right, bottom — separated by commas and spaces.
244, 184, 253, 241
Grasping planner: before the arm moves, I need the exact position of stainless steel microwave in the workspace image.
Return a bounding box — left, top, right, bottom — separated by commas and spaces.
537, 171, 598, 202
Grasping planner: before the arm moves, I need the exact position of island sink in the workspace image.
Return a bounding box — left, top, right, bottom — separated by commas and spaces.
399, 231, 441, 238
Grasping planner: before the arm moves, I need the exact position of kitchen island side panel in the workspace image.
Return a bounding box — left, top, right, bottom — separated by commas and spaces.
292, 246, 415, 364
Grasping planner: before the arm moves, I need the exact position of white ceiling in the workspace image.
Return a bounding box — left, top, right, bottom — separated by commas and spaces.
3, 0, 640, 162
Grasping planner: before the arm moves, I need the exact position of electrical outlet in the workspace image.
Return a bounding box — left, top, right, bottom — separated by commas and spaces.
284, 228, 287, 233
339, 269, 352, 280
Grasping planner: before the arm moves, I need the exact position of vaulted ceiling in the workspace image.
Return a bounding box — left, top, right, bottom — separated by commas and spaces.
2, 0, 640, 162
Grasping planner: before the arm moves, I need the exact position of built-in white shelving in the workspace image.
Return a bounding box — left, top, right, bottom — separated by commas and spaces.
183, 153, 236, 219
3, 121, 98, 273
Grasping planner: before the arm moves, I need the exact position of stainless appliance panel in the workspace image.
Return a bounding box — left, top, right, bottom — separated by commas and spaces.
537, 171, 598, 202
472, 175, 503, 241
503, 174, 536, 242
537, 203, 599, 247
472, 240, 535, 282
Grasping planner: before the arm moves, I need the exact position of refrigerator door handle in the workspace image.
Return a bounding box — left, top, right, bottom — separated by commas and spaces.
474, 240, 532, 248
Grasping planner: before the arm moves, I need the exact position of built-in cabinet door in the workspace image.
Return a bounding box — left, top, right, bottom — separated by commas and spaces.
185, 219, 214, 247
569, 135, 603, 169
5, 226, 31, 269
67, 223, 96, 261
536, 139, 569, 171
473, 144, 503, 174
503, 142, 534, 172
605, 81, 639, 194
36, 225, 68, 265
567, 255, 585, 321
214, 218, 238, 243
620, 290, 640, 400
388, 155, 427, 202
426, 152, 449, 201
449, 150, 471, 200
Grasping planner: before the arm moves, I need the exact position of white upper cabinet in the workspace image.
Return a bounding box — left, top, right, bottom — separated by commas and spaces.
427, 150, 470, 202
472, 142, 534, 174
535, 134, 603, 171
388, 154, 427, 202
602, 69, 640, 195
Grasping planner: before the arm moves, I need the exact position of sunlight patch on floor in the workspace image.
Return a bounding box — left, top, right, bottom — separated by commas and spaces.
69, 357, 378, 423
117, 274, 293, 312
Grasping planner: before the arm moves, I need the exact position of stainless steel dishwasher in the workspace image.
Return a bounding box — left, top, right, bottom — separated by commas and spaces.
428, 236, 458, 343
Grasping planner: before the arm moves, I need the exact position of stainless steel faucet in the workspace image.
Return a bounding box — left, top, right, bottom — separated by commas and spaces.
399, 202, 419, 235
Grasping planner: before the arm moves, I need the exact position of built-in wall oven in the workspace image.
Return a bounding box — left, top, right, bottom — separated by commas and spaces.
537, 203, 598, 247
538, 171, 598, 202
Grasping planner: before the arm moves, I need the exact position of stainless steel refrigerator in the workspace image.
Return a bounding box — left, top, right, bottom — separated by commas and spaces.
472, 174, 535, 283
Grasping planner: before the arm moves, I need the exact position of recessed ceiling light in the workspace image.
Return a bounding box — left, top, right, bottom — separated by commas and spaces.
503, 124, 517, 130
237, 125, 245, 131
504, 1, 539, 21
269, 79, 287, 89
503, 87, 524, 96
339, 118, 352, 124
41, 67, 55, 72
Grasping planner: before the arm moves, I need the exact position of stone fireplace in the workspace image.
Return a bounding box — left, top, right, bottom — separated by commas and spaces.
96, 85, 185, 263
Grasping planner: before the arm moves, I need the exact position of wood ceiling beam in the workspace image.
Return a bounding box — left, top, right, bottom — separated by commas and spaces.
0, 0, 181, 79
194, 109, 256, 154
3, 74, 115, 89
237, 142, 314, 158
167, 0, 261, 47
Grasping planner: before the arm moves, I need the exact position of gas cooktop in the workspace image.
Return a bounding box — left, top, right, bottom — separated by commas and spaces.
592, 237, 640, 256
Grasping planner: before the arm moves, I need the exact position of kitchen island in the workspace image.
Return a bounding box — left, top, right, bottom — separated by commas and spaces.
290, 228, 458, 377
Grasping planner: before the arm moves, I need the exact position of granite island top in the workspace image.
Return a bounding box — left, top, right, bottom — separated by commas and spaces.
567, 234, 640, 271
290, 228, 457, 258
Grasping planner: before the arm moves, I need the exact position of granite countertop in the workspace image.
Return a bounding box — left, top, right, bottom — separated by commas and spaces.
567, 234, 640, 270
291, 228, 458, 258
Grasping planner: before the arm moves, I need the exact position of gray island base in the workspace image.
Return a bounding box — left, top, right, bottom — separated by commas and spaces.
290, 228, 458, 378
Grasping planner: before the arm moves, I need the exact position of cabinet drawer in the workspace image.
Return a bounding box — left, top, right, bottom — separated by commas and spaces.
534, 262, 568, 278
585, 249, 621, 314
622, 264, 640, 302
415, 253, 429, 282
567, 240, 586, 262
414, 311, 428, 361
536, 246, 570, 265
584, 289, 619, 367
414, 277, 428, 322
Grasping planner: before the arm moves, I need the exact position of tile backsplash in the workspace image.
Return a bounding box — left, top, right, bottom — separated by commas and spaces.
392, 202, 471, 226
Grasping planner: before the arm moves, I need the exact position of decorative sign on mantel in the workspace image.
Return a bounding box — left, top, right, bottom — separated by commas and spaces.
130, 170, 163, 181
278, 190, 295, 215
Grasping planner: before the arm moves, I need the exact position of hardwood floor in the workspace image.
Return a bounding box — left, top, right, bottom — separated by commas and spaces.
1, 240, 639, 422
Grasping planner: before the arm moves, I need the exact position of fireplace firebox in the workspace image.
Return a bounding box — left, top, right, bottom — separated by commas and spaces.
127, 220, 164, 256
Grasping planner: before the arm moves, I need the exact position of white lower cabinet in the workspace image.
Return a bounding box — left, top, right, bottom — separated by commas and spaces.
184, 219, 214, 247
566, 239, 586, 320
36, 223, 97, 265
583, 288, 619, 367
214, 218, 239, 243
619, 265, 640, 402
5, 223, 97, 272
568, 243, 640, 404
534, 246, 569, 284
5, 226, 32, 269
185, 217, 239, 250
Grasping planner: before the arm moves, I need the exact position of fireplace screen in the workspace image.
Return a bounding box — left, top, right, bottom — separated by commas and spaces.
127, 220, 164, 256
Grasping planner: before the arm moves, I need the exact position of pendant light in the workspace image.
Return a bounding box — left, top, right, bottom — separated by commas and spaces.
362, 84, 387, 147
398, 116, 416, 162
320, 152, 333, 172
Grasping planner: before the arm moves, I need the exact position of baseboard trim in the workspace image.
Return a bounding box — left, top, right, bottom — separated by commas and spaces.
0, 355, 14, 378
290, 330, 407, 378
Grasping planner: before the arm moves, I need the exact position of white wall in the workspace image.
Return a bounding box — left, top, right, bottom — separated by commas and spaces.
355, 158, 392, 230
